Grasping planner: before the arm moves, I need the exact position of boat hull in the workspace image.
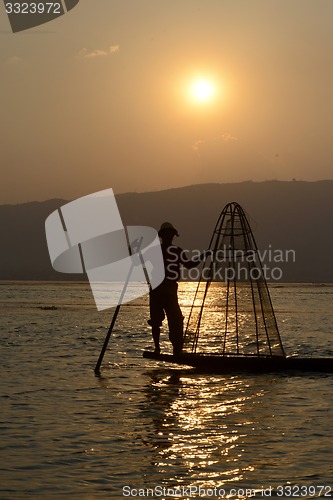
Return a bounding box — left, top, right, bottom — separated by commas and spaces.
143, 351, 333, 373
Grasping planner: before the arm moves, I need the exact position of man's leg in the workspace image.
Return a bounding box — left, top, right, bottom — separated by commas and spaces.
164, 284, 184, 354
148, 289, 165, 354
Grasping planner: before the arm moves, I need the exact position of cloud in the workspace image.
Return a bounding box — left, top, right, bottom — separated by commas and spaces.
78, 45, 120, 59
192, 139, 204, 152
78, 48, 108, 59
4, 56, 25, 66
109, 45, 120, 54
192, 132, 238, 152
220, 132, 237, 142
6, 56, 23, 64
3, 56, 28, 71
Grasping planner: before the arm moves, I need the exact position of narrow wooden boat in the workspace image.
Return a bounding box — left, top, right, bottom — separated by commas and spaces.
143, 350, 333, 373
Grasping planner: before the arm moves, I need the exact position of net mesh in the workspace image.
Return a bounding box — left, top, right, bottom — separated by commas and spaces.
184, 202, 285, 357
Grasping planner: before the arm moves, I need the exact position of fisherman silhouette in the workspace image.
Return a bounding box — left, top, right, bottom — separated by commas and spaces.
148, 222, 206, 355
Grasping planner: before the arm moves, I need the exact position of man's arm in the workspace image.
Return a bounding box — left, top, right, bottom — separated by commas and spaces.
179, 248, 210, 269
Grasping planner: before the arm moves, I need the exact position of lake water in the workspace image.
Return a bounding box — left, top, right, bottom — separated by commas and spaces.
1, 282, 332, 499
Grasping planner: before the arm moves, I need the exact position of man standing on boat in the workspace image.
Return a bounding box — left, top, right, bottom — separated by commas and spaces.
148, 222, 206, 355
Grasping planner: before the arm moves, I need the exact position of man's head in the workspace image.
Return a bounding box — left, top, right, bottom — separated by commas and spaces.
158, 222, 179, 243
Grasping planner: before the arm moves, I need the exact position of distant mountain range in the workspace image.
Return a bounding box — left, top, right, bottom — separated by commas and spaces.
1, 180, 332, 282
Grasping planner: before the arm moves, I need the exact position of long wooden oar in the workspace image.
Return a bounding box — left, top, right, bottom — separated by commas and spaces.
94, 236, 144, 374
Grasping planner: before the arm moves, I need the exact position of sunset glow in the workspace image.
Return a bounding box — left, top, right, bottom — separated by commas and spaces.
1, 1, 333, 203
191, 79, 215, 102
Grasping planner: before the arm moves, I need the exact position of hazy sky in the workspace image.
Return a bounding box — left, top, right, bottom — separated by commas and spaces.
1, 0, 333, 203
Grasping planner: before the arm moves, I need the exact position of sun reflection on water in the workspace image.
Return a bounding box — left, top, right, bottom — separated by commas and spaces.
143, 370, 265, 487
183, 280, 284, 356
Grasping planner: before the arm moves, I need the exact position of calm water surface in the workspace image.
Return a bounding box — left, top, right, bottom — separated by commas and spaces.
0, 282, 332, 499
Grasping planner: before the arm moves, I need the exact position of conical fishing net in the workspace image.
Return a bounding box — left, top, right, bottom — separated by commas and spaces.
184, 202, 285, 358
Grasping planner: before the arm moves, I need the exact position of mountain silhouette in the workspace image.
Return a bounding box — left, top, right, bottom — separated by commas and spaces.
0, 181, 332, 282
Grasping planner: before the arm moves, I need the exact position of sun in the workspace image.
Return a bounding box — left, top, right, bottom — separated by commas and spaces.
191, 79, 215, 103
175, 71, 223, 111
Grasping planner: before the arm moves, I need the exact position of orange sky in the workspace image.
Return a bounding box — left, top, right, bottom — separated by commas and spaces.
1, 0, 333, 203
